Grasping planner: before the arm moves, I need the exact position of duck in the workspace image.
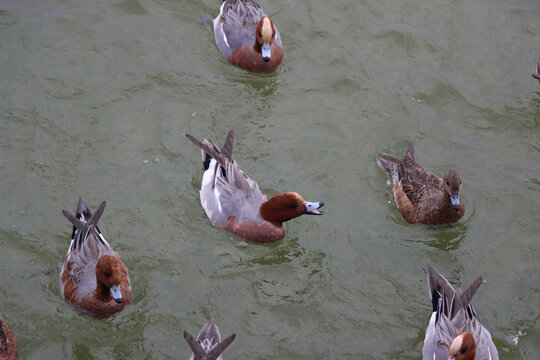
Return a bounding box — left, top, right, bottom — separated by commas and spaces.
532, 58, 540, 83
60, 198, 131, 316
185, 130, 324, 242
423, 265, 499, 360
184, 322, 236, 360
376, 142, 465, 225
0, 313, 17, 360
213, 0, 283, 73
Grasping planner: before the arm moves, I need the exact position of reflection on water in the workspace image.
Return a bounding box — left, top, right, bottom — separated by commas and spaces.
401, 223, 468, 251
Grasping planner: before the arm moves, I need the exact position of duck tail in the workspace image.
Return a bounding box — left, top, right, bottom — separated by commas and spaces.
427, 265, 483, 320
183, 330, 207, 359
376, 153, 399, 175
220, 130, 235, 162
184, 322, 236, 360
427, 264, 456, 313
198, 321, 221, 344
87, 201, 106, 228
208, 333, 236, 360
63, 200, 107, 251
457, 275, 482, 320
75, 197, 92, 221
63, 201, 106, 229
185, 130, 235, 172
405, 141, 415, 159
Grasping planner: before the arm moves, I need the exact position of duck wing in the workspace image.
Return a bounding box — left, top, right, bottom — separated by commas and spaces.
398, 151, 443, 208
220, 0, 263, 49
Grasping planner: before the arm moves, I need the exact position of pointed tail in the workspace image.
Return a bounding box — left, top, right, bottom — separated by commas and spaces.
184, 322, 236, 360
185, 130, 235, 171
376, 153, 400, 175
427, 265, 482, 319
207, 333, 236, 360
405, 141, 415, 159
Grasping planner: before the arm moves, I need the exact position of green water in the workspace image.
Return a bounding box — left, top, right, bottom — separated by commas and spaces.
1, 0, 540, 359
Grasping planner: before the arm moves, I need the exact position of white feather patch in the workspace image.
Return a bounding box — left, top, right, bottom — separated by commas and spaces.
220, 23, 230, 48
200, 159, 223, 224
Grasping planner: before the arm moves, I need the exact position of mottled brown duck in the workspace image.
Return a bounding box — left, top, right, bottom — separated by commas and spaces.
377, 142, 464, 225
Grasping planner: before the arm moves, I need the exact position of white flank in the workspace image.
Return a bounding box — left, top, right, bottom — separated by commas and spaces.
221, 23, 230, 48
200, 159, 223, 225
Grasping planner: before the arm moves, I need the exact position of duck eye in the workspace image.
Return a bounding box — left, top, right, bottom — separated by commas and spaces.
446, 181, 450, 186
104, 271, 111, 278
460, 347, 467, 354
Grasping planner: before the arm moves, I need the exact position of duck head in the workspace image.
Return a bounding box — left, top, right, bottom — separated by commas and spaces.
259, 192, 324, 224
96, 254, 125, 304
255, 16, 276, 62
443, 170, 462, 211
449, 332, 476, 360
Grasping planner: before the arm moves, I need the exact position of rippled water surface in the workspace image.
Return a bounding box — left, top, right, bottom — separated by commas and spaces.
1, 0, 540, 359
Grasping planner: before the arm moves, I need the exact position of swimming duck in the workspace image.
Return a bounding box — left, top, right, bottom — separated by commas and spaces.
376, 142, 465, 225
532, 58, 540, 83
423, 265, 499, 360
184, 322, 236, 360
60, 198, 131, 316
185, 130, 324, 242
213, 0, 283, 73
0, 313, 17, 360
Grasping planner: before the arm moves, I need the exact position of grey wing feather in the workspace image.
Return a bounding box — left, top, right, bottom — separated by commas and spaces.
65, 232, 115, 297
215, 160, 266, 219
221, 0, 264, 49
208, 333, 236, 360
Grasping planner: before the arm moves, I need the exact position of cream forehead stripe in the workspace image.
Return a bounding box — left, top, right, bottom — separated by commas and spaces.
449, 333, 464, 356
261, 17, 273, 43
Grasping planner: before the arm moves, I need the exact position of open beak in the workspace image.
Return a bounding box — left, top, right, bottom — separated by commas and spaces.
305, 201, 325, 215
262, 44, 271, 62
110, 285, 123, 304
450, 194, 460, 211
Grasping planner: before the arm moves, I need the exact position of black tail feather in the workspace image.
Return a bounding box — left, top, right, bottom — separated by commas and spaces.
185, 130, 236, 178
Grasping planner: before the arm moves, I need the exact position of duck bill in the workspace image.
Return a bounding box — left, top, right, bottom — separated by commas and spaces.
305, 201, 325, 215
261, 44, 271, 62
110, 285, 123, 304
450, 194, 460, 210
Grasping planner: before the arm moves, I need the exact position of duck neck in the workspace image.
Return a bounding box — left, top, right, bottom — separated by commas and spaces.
94, 279, 111, 302
253, 41, 262, 54
259, 196, 288, 225
438, 191, 463, 220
